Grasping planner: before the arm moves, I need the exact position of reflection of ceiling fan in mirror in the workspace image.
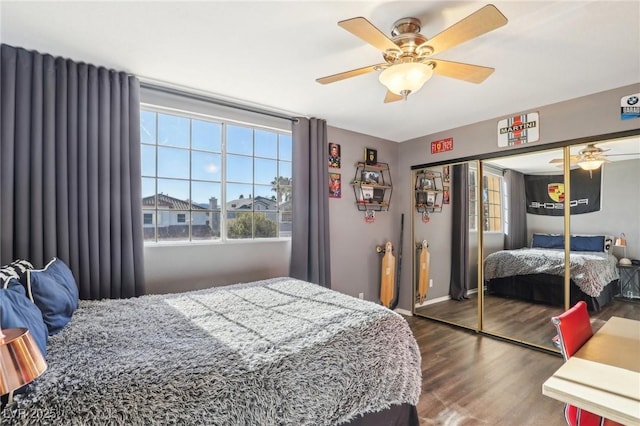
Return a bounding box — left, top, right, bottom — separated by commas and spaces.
316, 4, 508, 103
549, 143, 636, 171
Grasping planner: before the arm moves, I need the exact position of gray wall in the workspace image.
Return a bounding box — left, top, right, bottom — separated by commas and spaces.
327, 126, 399, 300
526, 158, 640, 258
144, 241, 291, 294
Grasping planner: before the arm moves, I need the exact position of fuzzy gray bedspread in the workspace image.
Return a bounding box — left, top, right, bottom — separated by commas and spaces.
484, 248, 619, 297
1, 277, 421, 425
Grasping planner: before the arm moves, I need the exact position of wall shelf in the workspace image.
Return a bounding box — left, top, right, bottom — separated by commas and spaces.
351, 162, 392, 212
415, 169, 443, 214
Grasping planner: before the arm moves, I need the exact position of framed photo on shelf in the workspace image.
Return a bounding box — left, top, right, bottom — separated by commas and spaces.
365, 148, 377, 165
426, 193, 435, 207
329, 173, 341, 198
361, 170, 380, 185
360, 185, 374, 202
328, 142, 341, 169
372, 188, 385, 203
420, 177, 433, 190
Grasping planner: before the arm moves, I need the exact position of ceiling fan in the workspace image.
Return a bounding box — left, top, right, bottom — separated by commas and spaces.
316, 4, 508, 103
549, 143, 635, 170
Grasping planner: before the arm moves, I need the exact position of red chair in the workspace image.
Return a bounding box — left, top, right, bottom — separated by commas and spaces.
551, 301, 623, 426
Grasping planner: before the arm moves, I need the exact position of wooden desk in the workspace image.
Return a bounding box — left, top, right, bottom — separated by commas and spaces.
542, 317, 640, 425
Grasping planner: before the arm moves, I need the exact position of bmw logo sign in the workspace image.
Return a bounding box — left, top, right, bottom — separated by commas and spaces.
627, 96, 639, 106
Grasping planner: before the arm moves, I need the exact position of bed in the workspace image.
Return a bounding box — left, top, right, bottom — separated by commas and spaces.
484, 234, 620, 311
1, 276, 422, 425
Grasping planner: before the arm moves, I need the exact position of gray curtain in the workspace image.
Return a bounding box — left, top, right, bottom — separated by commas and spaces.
503, 169, 528, 249
289, 117, 331, 287
449, 163, 469, 300
0, 44, 145, 299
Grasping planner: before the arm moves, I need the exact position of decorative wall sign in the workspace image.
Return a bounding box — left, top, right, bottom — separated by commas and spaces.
497, 112, 539, 147
621, 93, 639, 120
431, 137, 453, 154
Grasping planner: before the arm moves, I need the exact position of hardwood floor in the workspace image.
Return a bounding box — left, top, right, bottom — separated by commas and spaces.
415, 296, 640, 350
405, 314, 568, 425
407, 296, 640, 424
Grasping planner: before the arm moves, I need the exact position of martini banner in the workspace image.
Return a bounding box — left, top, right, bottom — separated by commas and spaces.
524, 168, 601, 216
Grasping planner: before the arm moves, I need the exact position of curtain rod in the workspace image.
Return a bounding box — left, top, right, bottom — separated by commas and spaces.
140, 81, 299, 123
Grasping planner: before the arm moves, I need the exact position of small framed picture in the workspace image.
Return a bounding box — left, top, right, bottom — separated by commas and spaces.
420, 177, 433, 190
443, 165, 450, 183
361, 170, 380, 185
328, 142, 341, 169
443, 186, 450, 204
426, 193, 435, 207
329, 173, 341, 198
365, 148, 377, 165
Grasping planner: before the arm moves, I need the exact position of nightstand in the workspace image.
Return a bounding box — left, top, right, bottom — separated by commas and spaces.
617, 263, 640, 299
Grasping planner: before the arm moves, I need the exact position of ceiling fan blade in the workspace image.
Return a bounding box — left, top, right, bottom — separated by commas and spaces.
430, 59, 494, 83
384, 91, 405, 103
338, 17, 401, 54
550, 155, 580, 164
419, 4, 507, 56
316, 64, 385, 84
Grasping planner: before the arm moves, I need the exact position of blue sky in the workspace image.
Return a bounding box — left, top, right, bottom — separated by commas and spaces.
141, 110, 291, 205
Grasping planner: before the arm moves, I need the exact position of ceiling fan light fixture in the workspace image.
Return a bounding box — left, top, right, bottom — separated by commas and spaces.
577, 159, 604, 171
378, 62, 433, 97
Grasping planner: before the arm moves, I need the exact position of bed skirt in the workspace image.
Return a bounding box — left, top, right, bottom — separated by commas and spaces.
486, 274, 618, 311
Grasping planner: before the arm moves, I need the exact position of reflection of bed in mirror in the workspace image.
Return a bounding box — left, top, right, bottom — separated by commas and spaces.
484, 234, 620, 311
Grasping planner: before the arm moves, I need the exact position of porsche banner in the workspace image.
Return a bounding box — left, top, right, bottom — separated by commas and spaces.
524, 168, 601, 216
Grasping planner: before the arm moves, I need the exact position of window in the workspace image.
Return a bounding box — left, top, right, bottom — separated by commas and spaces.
140, 107, 292, 242
483, 173, 503, 232
469, 167, 503, 232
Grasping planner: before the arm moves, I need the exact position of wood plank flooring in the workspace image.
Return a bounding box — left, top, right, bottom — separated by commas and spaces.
415, 296, 640, 350
405, 315, 568, 425
406, 297, 640, 425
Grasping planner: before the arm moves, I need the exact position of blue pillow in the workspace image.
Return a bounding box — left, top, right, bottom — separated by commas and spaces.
570, 235, 605, 252
0, 278, 47, 356
531, 234, 564, 249
26, 258, 79, 335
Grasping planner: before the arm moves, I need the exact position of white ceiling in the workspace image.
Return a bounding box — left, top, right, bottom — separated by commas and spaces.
1, 1, 639, 143
484, 136, 640, 174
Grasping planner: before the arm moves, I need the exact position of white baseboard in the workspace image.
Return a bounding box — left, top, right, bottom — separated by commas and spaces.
414, 287, 479, 307
394, 308, 412, 316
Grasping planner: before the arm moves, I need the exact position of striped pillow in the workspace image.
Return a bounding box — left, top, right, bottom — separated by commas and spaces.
1, 259, 34, 288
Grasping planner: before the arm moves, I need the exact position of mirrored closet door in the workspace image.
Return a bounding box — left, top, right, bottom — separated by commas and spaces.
566, 137, 640, 329
412, 161, 479, 330
412, 133, 640, 352
481, 148, 566, 351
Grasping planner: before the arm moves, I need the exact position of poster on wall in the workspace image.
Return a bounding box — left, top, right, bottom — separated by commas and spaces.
621, 93, 639, 120
329, 173, 341, 198
328, 142, 341, 168
497, 112, 539, 147
524, 168, 601, 216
